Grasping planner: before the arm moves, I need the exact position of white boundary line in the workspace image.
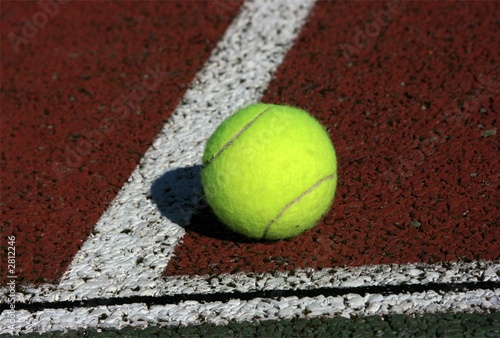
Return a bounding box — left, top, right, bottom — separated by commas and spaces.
1, 261, 499, 334
3, 260, 499, 303
3, 288, 500, 334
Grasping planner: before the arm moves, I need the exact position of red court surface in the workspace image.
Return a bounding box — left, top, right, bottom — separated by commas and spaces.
1, 0, 243, 284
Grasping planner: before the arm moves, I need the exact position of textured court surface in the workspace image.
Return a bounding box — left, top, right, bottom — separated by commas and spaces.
1, 0, 499, 336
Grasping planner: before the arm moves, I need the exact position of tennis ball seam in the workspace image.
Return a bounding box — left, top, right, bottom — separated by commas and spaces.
203, 106, 273, 168
261, 173, 336, 239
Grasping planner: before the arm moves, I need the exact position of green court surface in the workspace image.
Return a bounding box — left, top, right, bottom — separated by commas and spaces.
14, 312, 500, 337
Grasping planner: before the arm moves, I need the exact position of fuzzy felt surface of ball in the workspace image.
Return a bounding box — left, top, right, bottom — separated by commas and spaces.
201, 103, 337, 240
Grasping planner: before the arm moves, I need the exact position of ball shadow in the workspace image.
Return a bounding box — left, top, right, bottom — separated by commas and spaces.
189, 203, 261, 244
149, 165, 259, 243
150, 164, 203, 228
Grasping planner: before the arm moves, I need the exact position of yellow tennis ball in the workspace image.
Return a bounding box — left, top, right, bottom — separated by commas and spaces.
201, 103, 337, 240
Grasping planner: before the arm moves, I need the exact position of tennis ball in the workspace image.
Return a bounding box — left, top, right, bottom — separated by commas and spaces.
201, 103, 337, 240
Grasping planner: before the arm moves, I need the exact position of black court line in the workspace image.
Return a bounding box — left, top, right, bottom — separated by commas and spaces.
2, 281, 498, 313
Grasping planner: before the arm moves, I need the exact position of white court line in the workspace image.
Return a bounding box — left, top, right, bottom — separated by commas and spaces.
1, 261, 499, 334
4, 261, 499, 303
3, 288, 500, 334
54, 0, 316, 299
